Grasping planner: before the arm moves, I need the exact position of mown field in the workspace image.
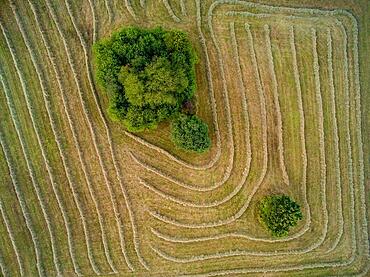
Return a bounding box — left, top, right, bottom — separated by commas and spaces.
0, 0, 369, 276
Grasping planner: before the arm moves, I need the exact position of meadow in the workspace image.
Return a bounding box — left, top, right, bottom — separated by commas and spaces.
0, 0, 368, 276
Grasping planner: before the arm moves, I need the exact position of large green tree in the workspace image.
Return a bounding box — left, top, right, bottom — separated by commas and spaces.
93, 27, 197, 132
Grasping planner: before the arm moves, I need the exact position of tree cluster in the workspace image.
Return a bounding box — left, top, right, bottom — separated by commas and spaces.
93, 26, 198, 132
171, 114, 211, 153
258, 195, 303, 237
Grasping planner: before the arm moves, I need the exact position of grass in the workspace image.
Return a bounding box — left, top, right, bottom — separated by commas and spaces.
0, 0, 368, 276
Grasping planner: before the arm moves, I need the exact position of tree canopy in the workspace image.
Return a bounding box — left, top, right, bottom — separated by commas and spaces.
258, 195, 303, 237
93, 26, 198, 132
171, 114, 211, 153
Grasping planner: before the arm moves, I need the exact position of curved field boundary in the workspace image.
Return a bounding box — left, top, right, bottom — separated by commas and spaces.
125, 0, 137, 20
25, 0, 105, 274
0, 129, 44, 276
150, 18, 329, 263
162, 0, 181, 22
180, 0, 187, 16
0, 201, 24, 276
263, 24, 289, 186
9, 1, 82, 274
324, 27, 344, 253
0, 18, 61, 276
43, 0, 118, 273
147, 1, 368, 276
147, 19, 269, 229
63, 0, 150, 270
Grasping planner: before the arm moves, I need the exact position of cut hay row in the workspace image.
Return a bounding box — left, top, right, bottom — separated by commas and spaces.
288, 25, 311, 237
140, 0, 145, 8
104, 0, 113, 23
0, 251, 7, 277
146, 21, 269, 229
345, 10, 369, 254
125, 0, 137, 20
180, 0, 187, 16
9, 2, 81, 274
175, 9, 365, 276
45, 1, 117, 273
123, 0, 223, 172
263, 24, 289, 186
131, 151, 233, 192
64, 0, 141, 272
311, 28, 329, 244
28, 0, 105, 275
125, 0, 222, 170
0, 130, 44, 276
162, 0, 181, 22
86, 0, 97, 43
324, 27, 343, 253
64, 0, 150, 270
0, 201, 24, 276
0, 18, 61, 276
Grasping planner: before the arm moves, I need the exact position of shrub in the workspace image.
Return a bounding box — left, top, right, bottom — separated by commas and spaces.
93, 26, 197, 132
258, 195, 303, 237
171, 114, 210, 153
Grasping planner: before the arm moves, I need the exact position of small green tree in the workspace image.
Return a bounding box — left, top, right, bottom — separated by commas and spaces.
171, 114, 210, 153
258, 195, 303, 237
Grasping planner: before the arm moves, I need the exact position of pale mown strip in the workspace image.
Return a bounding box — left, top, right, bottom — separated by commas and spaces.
264, 24, 289, 186
325, 27, 344, 253
0, 201, 24, 276
125, 0, 223, 172
0, 129, 43, 276
180, 0, 187, 16
125, 0, 137, 20
0, 18, 60, 277
64, 0, 150, 270
28, 0, 100, 275
162, 0, 181, 22
9, 1, 82, 274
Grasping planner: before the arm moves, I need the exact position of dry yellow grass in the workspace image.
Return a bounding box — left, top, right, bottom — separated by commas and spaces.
0, 0, 368, 276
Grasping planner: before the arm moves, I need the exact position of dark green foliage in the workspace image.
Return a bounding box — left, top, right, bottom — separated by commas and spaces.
171, 114, 210, 153
258, 195, 303, 237
93, 26, 197, 132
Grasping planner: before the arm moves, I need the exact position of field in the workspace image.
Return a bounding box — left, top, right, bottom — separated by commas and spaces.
0, 0, 369, 276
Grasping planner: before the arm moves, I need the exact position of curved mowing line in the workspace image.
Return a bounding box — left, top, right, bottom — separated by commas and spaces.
149, 23, 312, 243
87, 0, 97, 43
104, 0, 113, 22
0, 201, 24, 276
140, 0, 145, 8
0, 18, 60, 276
0, 131, 44, 277
43, 0, 116, 273
159, 2, 366, 275
147, 20, 268, 229
9, 2, 82, 274
137, 21, 252, 208
180, 0, 187, 16
324, 27, 344, 253
162, 0, 181, 22
64, 0, 149, 270
264, 24, 289, 186
125, 0, 223, 172
131, 151, 233, 192
0, 250, 7, 277
125, 0, 137, 20
26, 0, 104, 274
157, 18, 356, 276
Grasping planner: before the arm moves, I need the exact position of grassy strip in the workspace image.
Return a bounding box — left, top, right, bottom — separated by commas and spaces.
162, 0, 181, 22
0, 18, 59, 277
0, 201, 24, 276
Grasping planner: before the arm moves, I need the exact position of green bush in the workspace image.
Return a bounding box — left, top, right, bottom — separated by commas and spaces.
258, 195, 303, 237
93, 26, 197, 132
171, 114, 210, 153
